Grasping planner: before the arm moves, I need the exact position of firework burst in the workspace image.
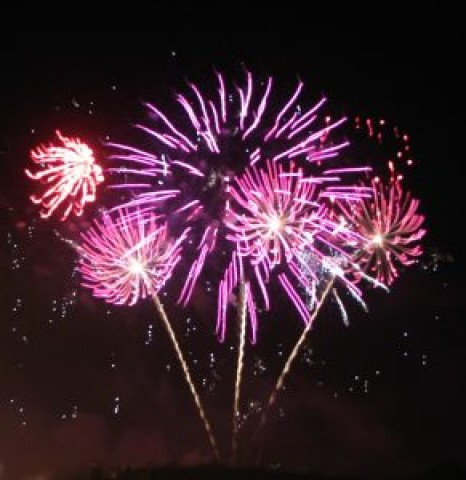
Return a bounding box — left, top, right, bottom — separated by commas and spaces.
221, 160, 371, 340
78, 209, 219, 459
79, 210, 187, 305
255, 176, 425, 449
108, 71, 370, 338
25, 131, 104, 220
338, 176, 425, 285
106, 73, 371, 463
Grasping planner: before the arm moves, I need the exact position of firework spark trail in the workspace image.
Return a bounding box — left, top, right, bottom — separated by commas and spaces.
254, 278, 335, 447
151, 293, 220, 461
249, 177, 416, 442
249, 120, 424, 461
78, 210, 219, 459
297, 244, 390, 329
232, 279, 247, 464
25, 131, 104, 220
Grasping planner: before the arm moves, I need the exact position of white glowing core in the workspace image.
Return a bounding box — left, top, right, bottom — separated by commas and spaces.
268, 215, 283, 234
128, 258, 145, 275
372, 233, 384, 246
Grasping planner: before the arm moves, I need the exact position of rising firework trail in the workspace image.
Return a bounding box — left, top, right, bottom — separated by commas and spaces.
254, 277, 335, 452
108, 72, 378, 463
78, 209, 219, 460
26, 131, 104, 220
254, 173, 425, 460
232, 279, 247, 464
151, 292, 220, 462
224, 159, 371, 461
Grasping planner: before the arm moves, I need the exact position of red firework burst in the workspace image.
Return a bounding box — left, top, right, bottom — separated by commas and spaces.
25, 131, 104, 220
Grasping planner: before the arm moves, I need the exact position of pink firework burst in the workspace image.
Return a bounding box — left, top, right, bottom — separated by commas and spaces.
338, 176, 426, 285
108, 71, 371, 338
219, 160, 370, 341
78, 210, 218, 457
79, 209, 188, 305
25, 130, 104, 220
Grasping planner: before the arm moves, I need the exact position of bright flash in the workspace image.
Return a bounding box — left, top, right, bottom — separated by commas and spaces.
128, 258, 145, 275
268, 215, 283, 234
371, 233, 384, 246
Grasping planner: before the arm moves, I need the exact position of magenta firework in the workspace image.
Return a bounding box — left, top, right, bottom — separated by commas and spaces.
220, 160, 372, 340
79, 210, 188, 305
78, 211, 219, 458
108, 71, 371, 339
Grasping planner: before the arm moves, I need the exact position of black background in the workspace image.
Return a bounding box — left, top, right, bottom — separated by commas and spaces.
1, 3, 465, 479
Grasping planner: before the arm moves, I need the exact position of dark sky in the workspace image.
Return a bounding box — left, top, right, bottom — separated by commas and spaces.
1, 3, 465, 479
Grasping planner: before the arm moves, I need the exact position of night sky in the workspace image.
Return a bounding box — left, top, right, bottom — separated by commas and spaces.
1, 4, 465, 479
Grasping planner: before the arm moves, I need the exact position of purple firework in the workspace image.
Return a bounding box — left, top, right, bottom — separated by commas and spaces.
107, 71, 370, 340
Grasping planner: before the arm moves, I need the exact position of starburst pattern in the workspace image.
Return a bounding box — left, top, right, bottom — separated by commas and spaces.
25, 131, 104, 220
339, 177, 425, 285
79, 210, 188, 305
219, 160, 371, 340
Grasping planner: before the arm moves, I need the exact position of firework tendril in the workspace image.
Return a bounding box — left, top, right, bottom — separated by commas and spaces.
26, 131, 104, 220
